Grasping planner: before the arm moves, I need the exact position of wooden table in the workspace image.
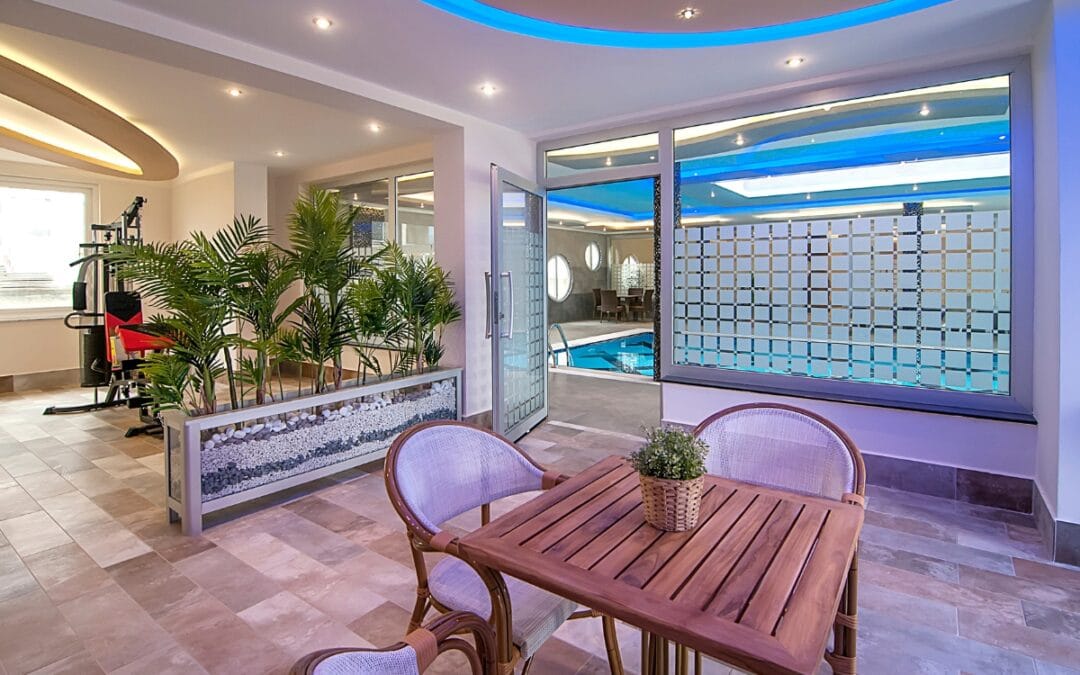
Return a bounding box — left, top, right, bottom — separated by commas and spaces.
459, 456, 864, 675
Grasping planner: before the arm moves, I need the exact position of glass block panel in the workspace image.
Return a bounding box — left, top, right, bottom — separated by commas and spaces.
672, 74, 1012, 395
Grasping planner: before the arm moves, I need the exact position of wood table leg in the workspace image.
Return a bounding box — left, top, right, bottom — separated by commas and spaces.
602, 616, 624, 675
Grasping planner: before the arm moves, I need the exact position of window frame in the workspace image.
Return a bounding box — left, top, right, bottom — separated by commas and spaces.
0, 176, 97, 322
547, 253, 573, 302
537, 57, 1034, 422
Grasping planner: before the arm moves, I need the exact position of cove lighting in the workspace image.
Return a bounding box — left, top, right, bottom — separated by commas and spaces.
755, 200, 978, 220
716, 154, 1010, 198
420, 0, 950, 48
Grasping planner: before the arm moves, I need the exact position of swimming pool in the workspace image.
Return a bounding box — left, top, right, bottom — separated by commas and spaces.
554, 332, 654, 377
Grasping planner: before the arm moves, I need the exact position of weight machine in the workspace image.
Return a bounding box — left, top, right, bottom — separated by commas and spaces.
43, 196, 168, 437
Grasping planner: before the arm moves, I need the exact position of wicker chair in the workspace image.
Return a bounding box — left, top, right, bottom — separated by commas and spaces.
641, 289, 654, 320
291, 611, 495, 675
592, 288, 603, 319
598, 290, 625, 322
692, 403, 866, 675
385, 420, 623, 675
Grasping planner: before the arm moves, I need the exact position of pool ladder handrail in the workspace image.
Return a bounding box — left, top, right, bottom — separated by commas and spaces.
548, 323, 573, 368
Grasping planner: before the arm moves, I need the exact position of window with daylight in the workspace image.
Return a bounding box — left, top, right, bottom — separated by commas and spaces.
0, 182, 90, 315
585, 241, 601, 271
670, 74, 1021, 414
397, 171, 435, 258
547, 254, 573, 302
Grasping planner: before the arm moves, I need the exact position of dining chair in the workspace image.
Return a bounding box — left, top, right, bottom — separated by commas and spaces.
692, 403, 866, 675
290, 610, 495, 675
592, 288, 603, 319
641, 289, 654, 319
599, 289, 626, 322
385, 420, 624, 675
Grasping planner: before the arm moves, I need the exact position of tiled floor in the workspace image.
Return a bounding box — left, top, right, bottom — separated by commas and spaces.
1, 387, 1079, 674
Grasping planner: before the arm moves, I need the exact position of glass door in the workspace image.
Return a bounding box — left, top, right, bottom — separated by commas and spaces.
490, 165, 547, 440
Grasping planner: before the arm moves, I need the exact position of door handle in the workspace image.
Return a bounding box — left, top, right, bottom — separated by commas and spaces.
484, 272, 492, 339
500, 271, 513, 338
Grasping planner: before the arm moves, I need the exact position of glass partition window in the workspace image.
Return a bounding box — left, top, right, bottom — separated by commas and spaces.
0, 183, 89, 313
327, 178, 390, 253
672, 75, 1013, 397
546, 133, 659, 178
397, 171, 435, 257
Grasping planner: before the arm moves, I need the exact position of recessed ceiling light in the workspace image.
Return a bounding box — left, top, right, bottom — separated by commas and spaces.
273, 150, 286, 157
479, 82, 498, 97
785, 56, 805, 68
604, 157, 613, 166
735, 134, 745, 146
226, 87, 243, 97
313, 16, 333, 30
649, 155, 656, 160
912, 184, 919, 191
920, 104, 931, 116
677, 7, 698, 20
998, 135, 1006, 140
368, 122, 382, 133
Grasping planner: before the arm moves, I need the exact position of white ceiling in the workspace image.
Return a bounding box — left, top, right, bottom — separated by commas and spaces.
0, 20, 450, 178
72, 0, 1048, 138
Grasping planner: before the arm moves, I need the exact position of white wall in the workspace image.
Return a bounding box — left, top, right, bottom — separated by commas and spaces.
1032, 0, 1080, 524
0, 160, 172, 377
170, 164, 235, 240
434, 122, 535, 417
662, 384, 1036, 477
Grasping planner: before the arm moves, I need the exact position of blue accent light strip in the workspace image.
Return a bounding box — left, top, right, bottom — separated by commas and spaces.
421, 0, 952, 48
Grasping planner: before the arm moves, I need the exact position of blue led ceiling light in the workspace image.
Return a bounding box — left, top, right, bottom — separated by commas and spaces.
421, 0, 952, 48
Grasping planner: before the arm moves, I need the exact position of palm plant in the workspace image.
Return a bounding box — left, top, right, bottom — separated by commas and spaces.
287, 187, 381, 392
349, 244, 460, 378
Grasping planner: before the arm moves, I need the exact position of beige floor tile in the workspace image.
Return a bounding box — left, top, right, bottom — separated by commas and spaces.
57, 582, 176, 671
0, 588, 84, 674
14, 470, 76, 500
26, 649, 104, 675
0, 452, 51, 477
0, 510, 73, 557
22, 542, 112, 604
174, 546, 283, 612
109, 644, 208, 675
238, 590, 372, 659
0, 485, 41, 520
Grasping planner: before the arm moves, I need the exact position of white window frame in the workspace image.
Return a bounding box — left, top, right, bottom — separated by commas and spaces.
0, 175, 97, 322
537, 57, 1034, 422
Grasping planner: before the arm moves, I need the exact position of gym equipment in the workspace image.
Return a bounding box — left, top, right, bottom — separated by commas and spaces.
43, 197, 167, 437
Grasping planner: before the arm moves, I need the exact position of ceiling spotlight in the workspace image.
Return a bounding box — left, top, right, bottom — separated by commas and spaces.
273, 150, 286, 157
920, 104, 931, 117
479, 82, 498, 96
823, 104, 833, 111
912, 184, 919, 191
785, 56, 805, 68
735, 134, 745, 146
604, 157, 613, 166
710, 190, 716, 198
226, 87, 243, 97
649, 155, 656, 160
313, 16, 333, 30
806, 193, 813, 200
998, 135, 1006, 140
368, 122, 382, 133
677, 7, 698, 20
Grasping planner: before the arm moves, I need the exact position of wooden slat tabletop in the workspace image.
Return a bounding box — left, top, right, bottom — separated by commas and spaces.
458, 455, 864, 675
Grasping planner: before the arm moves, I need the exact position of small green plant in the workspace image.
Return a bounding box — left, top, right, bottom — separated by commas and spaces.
629, 426, 708, 481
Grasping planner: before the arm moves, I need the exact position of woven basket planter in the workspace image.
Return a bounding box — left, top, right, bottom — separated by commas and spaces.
639, 474, 705, 532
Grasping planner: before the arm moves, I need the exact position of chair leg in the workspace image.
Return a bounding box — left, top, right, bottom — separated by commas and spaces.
602, 615, 623, 675
407, 593, 429, 633
520, 656, 534, 675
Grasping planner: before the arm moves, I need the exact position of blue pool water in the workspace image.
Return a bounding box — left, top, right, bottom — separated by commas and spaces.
556, 332, 654, 377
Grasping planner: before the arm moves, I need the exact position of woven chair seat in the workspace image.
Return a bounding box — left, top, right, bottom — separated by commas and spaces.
312, 648, 421, 675
428, 556, 577, 659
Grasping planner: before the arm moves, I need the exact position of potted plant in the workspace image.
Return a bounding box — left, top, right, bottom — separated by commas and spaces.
107, 188, 463, 536
630, 426, 709, 532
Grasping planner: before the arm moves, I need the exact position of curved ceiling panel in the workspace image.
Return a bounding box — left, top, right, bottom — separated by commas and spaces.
423, 0, 951, 47
0, 54, 178, 180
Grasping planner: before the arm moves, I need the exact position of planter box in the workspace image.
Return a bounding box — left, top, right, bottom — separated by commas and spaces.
162, 368, 461, 535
